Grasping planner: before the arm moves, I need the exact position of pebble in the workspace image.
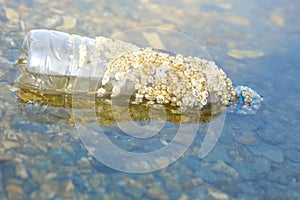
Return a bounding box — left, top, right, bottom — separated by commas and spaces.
142, 32, 165, 49
45, 172, 57, 180
49, 7, 64, 15
248, 144, 284, 163
284, 149, 300, 163
3, 129, 18, 142
40, 181, 58, 199
0, 108, 5, 121
154, 156, 170, 167
3, 7, 20, 22
40, 180, 77, 199
218, 3, 233, 10
0, 149, 15, 162
31, 137, 48, 153
35, 0, 49, 3
203, 144, 232, 163
185, 157, 201, 172
59, 16, 77, 29
236, 157, 270, 181
123, 184, 144, 199
257, 126, 286, 145
179, 193, 189, 200
191, 178, 204, 186
208, 187, 230, 200
16, 164, 28, 179
43, 15, 63, 29
236, 181, 261, 197
211, 161, 239, 178
182, 180, 192, 190
195, 163, 224, 183
213, 180, 240, 197
61, 180, 76, 199
233, 131, 258, 145
124, 178, 143, 188
270, 11, 285, 27
6, 184, 24, 196
0, 68, 15, 87
2, 140, 21, 149
224, 15, 250, 26
122, 178, 144, 198
164, 172, 181, 191
266, 169, 289, 185
227, 49, 264, 59
146, 185, 169, 200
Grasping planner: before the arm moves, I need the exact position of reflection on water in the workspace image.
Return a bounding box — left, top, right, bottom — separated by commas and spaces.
17, 88, 224, 125
0, 0, 299, 199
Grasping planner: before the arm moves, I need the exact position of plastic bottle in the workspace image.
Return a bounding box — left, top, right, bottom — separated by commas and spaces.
16, 29, 263, 114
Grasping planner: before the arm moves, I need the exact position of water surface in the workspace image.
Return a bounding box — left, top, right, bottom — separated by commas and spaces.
0, 0, 299, 199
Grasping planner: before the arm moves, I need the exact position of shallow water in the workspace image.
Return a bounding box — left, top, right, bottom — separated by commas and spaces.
0, 0, 300, 199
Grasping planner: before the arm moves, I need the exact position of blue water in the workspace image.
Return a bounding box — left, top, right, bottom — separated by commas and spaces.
0, 0, 300, 199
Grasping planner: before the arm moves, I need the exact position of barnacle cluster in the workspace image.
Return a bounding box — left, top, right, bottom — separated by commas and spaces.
229, 86, 263, 114
81, 36, 248, 111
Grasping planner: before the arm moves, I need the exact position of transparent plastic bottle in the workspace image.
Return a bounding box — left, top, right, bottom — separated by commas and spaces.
19, 29, 97, 77
17, 29, 106, 94
16, 29, 263, 114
